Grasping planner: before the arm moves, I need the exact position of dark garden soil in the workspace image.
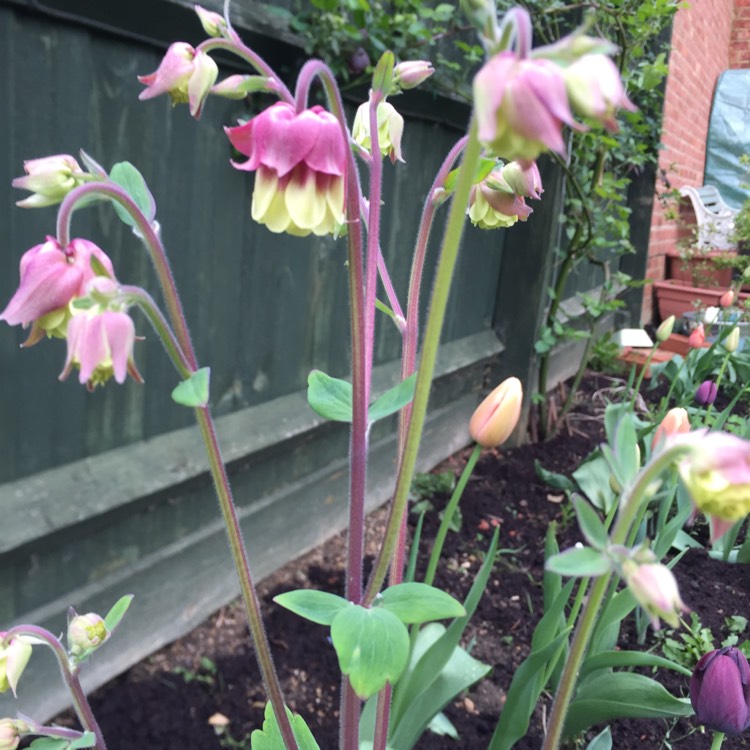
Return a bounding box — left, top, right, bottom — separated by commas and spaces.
53, 374, 750, 749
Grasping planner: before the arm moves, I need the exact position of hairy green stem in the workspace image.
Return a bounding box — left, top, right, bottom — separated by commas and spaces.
542, 443, 692, 749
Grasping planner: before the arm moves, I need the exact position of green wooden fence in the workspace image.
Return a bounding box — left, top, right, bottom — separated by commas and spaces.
0, 0, 653, 721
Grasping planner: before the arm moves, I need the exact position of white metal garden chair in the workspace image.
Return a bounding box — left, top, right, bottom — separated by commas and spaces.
678, 184, 738, 251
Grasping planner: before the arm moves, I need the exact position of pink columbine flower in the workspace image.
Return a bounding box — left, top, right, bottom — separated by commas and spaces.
225, 102, 347, 237
621, 561, 687, 629
498, 160, 543, 200
60, 306, 141, 391
12, 154, 88, 208
468, 164, 540, 230
563, 54, 637, 131
672, 430, 750, 542
0, 237, 115, 346
138, 42, 218, 119
473, 52, 580, 162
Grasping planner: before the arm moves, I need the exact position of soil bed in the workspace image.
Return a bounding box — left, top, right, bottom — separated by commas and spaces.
53, 374, 750, 749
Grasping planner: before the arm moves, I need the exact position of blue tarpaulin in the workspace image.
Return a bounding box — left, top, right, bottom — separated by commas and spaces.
704, 69, 750, 209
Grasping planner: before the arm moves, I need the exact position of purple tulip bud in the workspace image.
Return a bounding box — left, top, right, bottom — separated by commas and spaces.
695, 380, 718, 406
691, 647, 750, 735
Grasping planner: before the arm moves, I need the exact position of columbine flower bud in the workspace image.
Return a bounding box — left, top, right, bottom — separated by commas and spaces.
12, 155, 89, 208
691, 647, 750, 735
474, 53, 580, 162
225, 102, 346, 237
687, 323, 705, 349
562, 54, 637, 131
210, 75, 275, 99
655, 315, 675, 342
68, 613, 108, 658
138, 42, 218, 119
673, 430, 750, 542
720, 289, 735, 308
651, 407, 690, 451
0, 719, 28, 750
695, 380, 718, 406
393, 61, 434, 90
469, 377, 523, 448
467, 165, 539, 229
0, 634, 32, 697
195, 5, 226, 37
725, 326, 741, 353
499, 161, 543, 199
352, 101, 404, 164
621, 560, 687, 629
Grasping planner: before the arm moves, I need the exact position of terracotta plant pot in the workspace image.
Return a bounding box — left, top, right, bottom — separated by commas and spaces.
665, 247, 736, 288
653, 279, 749, 320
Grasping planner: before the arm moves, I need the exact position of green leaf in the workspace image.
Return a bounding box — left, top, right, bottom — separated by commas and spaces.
386, 623, 490, 749
368, 374, 417, 423
109, 161, 156, 226
535, 460, 576, 492
427, 711, 458, 738
69, 734, 97, 749
331, 604, 409, 698
565, 672, 693, 736
572, 453, 617, 513
171, 368, 211, 408
585, 726, 612, 750
250, 702, 320, 749
372, 50, 395, 95
29, 741, 70, 750
103, 594, 134, 633
307, 370, 353, 422
376, 582, 465, 624
545, 546, 611, 577
581, 650, 692, 678
273, 589, 348, 625
572, 495, 608, 549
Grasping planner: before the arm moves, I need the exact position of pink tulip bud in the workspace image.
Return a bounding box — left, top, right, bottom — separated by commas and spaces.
138, 42, 218, 119
695, 380, 718, 406
651, 407, 690, 451
687, 323, 705, 349
621, 561, 687, 629
720, 289, 735, 308
393, 60, 434, 90
225, 102, 347, 237
0, 634, 32, 697
469, 377, 523, 447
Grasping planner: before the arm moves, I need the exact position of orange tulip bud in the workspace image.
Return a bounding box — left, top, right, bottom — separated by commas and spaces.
688, 323, 705, 349
469, 377, 523, 448
720, 289, 735, 308
651, 407, 690, 451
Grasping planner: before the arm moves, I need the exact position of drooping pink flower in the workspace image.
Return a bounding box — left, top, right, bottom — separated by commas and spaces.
60, 307, 141, 391
468, 162, 541, 230
1, 237, 115, 345
499, 160, 543, 200
563, 54, 637, 131
226, 102, 347, 237
0, 633, 32, 697
352, 101, 404, 163
621, 561, 687, 629
138, 42, 218, 118
473, 52, 580, 162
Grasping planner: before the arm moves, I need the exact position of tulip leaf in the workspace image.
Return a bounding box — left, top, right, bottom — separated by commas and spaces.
581, 650, 692, 678
109, 161, 157, 226
375, 582, 465, 624
545, 546, 611, 577
585, 727, 612, 750
368, 374, 417, 423
564, 672, 693, 737
103, 594, 134, 633
572, 494, 608, 549
171, 368, 211, 408
250, 701, 320, 750
307, 370, 353, 422
330, 604, 409, 699
273, 589, 348, 626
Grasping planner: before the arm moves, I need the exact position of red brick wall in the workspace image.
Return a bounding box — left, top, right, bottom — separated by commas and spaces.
730, 0, 750, 67
643, 0, 736, 322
